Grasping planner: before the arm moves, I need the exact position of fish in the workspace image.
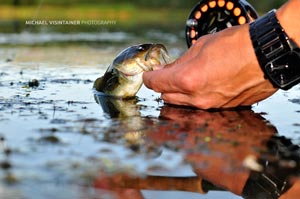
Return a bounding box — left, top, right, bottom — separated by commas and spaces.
93, 43, 169, 98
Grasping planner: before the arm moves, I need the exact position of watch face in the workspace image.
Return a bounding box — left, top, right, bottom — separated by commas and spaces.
186, 0, 258, 47
266, 51, 300, 90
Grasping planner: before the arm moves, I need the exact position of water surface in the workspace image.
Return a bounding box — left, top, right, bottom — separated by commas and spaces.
0, 31, 300, 199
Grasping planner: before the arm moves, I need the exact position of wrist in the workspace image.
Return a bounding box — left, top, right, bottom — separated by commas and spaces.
249, 9, 300, 90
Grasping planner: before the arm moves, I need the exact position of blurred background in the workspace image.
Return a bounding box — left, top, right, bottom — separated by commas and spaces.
0, 0, 285, 33
0, 0, 287, 46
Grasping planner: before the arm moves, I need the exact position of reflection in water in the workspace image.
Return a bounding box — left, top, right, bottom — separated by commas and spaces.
94, 93, 140, 118
94, 93, 151, 153
93, 99, 300, 199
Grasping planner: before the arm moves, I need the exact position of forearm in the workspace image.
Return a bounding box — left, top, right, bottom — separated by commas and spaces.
277, 0, 300, 46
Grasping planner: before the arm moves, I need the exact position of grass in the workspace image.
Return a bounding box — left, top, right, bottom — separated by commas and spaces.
0, 4, 190, 35
0, 4, 189, 25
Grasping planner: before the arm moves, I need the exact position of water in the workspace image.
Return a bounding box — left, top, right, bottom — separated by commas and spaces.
0, 28, 300, 199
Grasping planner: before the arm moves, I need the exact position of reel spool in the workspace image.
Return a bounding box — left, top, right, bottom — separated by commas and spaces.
186, 0, 258, 47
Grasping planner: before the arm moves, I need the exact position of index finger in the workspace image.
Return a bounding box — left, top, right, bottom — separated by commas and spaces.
143, 64, 182, 93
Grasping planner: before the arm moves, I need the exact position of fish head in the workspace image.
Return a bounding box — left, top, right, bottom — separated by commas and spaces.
113, 43, 169, 78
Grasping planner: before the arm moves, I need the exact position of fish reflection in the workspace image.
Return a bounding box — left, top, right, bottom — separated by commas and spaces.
94, 93, 154, 153
94, 93, 140, 118
93, 102, 300, 199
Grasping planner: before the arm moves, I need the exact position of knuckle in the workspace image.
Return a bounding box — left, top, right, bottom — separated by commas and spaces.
192, 96, 219, 110
175, 73, 197, 92
194, 100, 211, 110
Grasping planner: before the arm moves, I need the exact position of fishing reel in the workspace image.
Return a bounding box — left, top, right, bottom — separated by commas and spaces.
186, 0, 258, 47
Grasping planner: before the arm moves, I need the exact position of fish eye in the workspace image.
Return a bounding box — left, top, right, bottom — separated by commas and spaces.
137, 46, 144, 51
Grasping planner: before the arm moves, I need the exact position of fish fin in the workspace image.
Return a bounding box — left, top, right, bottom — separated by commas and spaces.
94, 69, 119, 93
105, 70, 120, 92
93, 76, 104, 91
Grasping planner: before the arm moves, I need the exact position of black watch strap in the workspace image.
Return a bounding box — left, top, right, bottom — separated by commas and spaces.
249, 9, 300, 90
242, 170, 289, 199
242, 135, 300, 199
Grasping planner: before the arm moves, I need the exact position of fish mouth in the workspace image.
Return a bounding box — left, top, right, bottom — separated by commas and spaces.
143, 44, 170, 70
117, 43, 170, 77
118, 68, 141, 77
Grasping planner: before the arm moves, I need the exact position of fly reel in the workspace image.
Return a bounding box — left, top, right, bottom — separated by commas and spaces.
186, 0, 258, 47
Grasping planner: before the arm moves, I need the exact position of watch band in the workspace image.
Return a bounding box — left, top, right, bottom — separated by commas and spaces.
249, 9, 300, 90
242, 169, 289, 199
242, 135, 300, 199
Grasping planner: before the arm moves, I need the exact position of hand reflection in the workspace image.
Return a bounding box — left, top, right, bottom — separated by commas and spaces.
149, 106, 278, 195
93, 98, 300, 199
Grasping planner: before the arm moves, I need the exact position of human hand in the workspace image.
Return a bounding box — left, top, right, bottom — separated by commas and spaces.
143, 24, 277, 109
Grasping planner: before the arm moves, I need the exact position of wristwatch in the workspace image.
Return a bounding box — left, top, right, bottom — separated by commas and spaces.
249, 9, 300, 90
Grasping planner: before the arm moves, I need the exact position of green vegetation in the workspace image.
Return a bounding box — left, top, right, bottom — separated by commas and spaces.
0, 0, 288, 21
0, 3, 190, 34
0, 0, 287, 34
0, 0, 286, 11
0, 0, 197, 7
247, 0, 286, 13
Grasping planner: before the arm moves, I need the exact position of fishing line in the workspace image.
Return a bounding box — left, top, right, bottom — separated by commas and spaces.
32, 0, 45, 21
25, 0, 44, 31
